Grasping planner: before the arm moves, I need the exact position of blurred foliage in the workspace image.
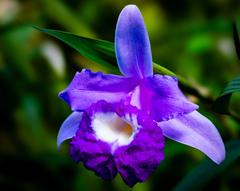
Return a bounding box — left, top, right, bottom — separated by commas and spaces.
0, 0, 240, 191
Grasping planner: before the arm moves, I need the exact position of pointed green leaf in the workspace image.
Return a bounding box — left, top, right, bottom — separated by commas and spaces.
173, 140, 240, 191
35, 26, 198, 93
34, 26, 178, 75
34, 26, 118, 72
233, 22, 240, 61
213, 76, 240, 114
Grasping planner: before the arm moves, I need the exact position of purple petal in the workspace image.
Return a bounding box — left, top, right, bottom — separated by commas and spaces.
57, 112, 82, 150
59, 69, 138, 111
114, 111, 164, 187
70, 101, 119, 180
71, 133, 117, 180
115, 5, 153, 78
131, 75, 198, 121
159, 111, 225, 164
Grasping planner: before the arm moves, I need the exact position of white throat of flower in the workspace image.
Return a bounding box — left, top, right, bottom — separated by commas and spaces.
92, 112, 139, 152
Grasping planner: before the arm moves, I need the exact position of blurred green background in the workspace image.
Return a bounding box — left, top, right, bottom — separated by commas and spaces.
0, 0, 240, 190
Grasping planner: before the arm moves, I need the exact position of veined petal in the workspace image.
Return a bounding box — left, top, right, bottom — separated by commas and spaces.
71, 132, 117, 180
59, 69, 138, 111
159, 111, 225, 164
131, 75, 198, 121
115, 5, 153, 78
114, 111, 164, 187
57, 112, 82, 150
70, 102, 117, 180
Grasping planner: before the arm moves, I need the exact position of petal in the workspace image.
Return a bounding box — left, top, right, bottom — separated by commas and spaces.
70, 132, 117, 180
59, 69, 138, 111
131, 75, 198, 121
70, 102, 118, 180
114, 111, 164, 187
115, 5, 153, 78
57, 112, 82, 150
159, 111, 225, 164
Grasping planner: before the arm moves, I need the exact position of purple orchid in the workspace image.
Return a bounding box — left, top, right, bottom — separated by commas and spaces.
57, 5, 225, 187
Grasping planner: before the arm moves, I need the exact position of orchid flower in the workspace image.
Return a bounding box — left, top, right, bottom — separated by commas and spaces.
57, 5, 225, 187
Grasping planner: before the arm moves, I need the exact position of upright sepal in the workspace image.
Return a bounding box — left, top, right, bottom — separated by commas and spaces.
115, 5, 153, 78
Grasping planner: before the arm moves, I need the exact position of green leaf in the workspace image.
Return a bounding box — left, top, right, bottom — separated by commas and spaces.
213, 24, 240, 115
213, 76, 240, 114
173, 140, 240, 191
34, 26, 118, 72
34, 27, 198, 93
232, 22, 240, 61
34, 26, 177, 74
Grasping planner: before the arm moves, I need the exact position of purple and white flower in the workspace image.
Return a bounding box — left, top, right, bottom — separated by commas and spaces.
57, 4, 225, 186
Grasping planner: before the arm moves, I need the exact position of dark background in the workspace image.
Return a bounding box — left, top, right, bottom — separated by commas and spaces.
0, 0, 240, 190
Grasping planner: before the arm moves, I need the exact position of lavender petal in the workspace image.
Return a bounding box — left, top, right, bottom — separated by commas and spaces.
131, 75, 198, 121
57, 112, 82, 150
115, 5, 153, 78
59, 69, 138, 111
159, 111, 225, 164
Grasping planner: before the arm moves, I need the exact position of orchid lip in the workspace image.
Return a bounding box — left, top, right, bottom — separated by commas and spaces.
70, 100, 164, 186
